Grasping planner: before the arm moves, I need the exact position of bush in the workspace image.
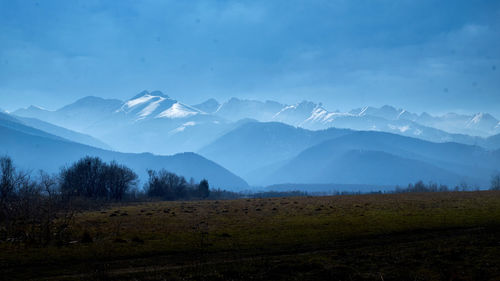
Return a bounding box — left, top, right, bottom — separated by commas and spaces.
145, 169, 187, 200
145, 169, 210, 200
198, 179, 210, 199
60, 156, 137, 200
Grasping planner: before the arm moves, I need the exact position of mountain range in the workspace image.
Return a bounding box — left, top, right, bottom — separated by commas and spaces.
210, 99, 500, 144
199, 122, 500, 187
13, 91, 500, 154
0, 111, 248, 190
5, 90, 500, 190
14, 91, 230, 155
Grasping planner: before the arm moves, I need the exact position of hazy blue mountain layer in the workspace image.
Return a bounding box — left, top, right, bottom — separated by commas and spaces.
0, 116, 248, 190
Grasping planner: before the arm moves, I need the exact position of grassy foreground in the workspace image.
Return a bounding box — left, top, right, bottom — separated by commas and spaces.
1, 191, 500, 280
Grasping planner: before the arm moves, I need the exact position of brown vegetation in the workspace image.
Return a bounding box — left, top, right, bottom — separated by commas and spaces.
1, 191, 500, 280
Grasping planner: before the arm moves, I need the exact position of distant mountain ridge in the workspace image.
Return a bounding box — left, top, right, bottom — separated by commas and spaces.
199, 122, 353, 177
199, 122, 499, 187
212, 99, 500, 138
12, 91, 500, 156
14, 96, 123, 132
192, 98, 221, 114
6, 91, 500, 190
270, 131, 498, 186
14, 91, 231, 154
0, 112, 110, 149
0, 113, 248, 190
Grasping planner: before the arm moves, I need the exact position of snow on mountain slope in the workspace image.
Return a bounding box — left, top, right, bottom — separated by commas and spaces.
272, 101, 320, 126
268, 102, 471, 144
300, 108, 352, 129
119, 91, 170, 118
11, 91, 500, 155
117, 91, 202, 120
11, 91, 230, 155
272, 102, 500, 139
76, 91, 232, 155
465, 113, 500, 136
157, 102, 201, 118
415, 112, 500, 137
123, 93, 166, 117
348, 105, 419, 121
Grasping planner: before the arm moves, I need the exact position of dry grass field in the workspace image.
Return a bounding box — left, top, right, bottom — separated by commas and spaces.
1, 191, 500, 280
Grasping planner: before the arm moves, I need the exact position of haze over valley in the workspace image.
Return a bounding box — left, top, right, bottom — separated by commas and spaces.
2, 90, 499, 190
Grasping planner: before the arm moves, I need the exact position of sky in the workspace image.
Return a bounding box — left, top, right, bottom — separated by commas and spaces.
0, 0, 499, 116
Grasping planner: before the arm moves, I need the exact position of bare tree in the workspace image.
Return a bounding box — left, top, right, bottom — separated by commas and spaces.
0, 157, 78, 245
103, 161, 138, 200
491, 173, 500, 190
60, 156, 137, 200
1, 156, 16, 201
145, 169, 189, 200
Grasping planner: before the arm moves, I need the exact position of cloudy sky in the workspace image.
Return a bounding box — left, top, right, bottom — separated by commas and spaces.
1, 0, 499, 116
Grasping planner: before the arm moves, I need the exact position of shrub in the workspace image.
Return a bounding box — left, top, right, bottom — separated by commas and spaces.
60, 156, 137, 200
145, 169, 210, 200
198, 179, 210, 199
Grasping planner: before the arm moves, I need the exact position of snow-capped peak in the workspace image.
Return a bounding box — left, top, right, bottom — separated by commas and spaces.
130, 90, 169, 100
467, 112, 498, 126
464, 113, 500, 135
156, 102, 201, 119
116, 90, 202, 120
119, 93, 170, 120
469, 113, 485, 125
124, 94, 162, 109
124, 91, 169, 108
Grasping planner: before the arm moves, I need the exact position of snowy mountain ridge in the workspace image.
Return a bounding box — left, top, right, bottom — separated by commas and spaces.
117, 91, 203, 121
11, 90, 500, 155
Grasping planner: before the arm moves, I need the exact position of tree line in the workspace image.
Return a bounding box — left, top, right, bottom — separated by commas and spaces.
48, 156, 210, 201
394, 178, 500, 193
0, 155, 212, 245
1, 155, 214, 203
2, 154, 500, 246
